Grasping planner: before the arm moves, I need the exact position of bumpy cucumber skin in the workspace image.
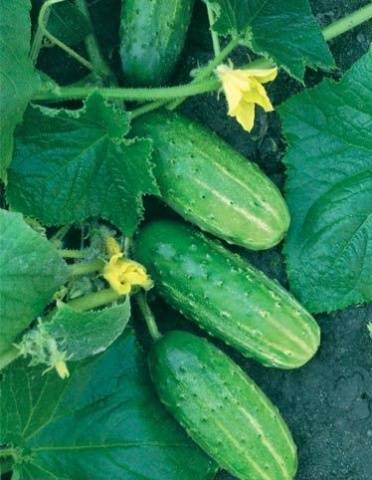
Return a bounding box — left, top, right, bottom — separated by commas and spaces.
149, 330, 298, 480
132, 111, 290, 250
120, 0, 194, 86
135, 220, 320, 369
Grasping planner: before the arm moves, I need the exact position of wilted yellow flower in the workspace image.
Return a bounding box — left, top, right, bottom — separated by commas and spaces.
103, 237, 153, 295
55, 359, 70, 379
216, 64, 278, 132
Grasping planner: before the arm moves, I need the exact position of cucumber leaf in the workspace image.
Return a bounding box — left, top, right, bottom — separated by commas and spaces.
280, 51, 372, 313
0, 330, 217, 480
205, 0, 334, 81
7, 93, 159, 235
0, 209, 68, 354
19, 299, 131, 365
0, 0, 40, 181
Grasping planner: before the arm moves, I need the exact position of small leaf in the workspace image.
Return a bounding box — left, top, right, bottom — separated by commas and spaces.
1, 330, 217, 480
23, 299, 131, 364
0, 209, 68, 354
8, 93, 159, 235
0, 0, 40, 180
280, 51, 372, 313
206, 0, 334, 80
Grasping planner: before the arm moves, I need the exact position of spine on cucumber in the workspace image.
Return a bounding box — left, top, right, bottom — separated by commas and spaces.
135, 220, 320, 369
149, 330, 298, 480
132, 111, 290, 251
120, 0, 195, 86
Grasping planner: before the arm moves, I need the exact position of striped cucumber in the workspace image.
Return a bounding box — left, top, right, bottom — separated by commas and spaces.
132, 111, 290, 250
149, 330, 298, 480
135, 220, 320, 369
120, 0, 194, 86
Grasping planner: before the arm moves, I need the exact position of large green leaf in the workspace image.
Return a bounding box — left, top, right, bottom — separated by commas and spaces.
280, 51, 372, 313
8, 93, 159, 235
0, 0, 40, 181
0, 330, 217, 480
206, 0, 334, 80
0, 209, 68, 354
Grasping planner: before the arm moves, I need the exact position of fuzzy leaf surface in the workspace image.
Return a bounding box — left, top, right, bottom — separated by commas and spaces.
0, 209, 68, 353
281, 51, 372, 313
44, 299, 131, 361
8, 93, 159, 235
0, 330, 217, 480
206, 0, 334, 80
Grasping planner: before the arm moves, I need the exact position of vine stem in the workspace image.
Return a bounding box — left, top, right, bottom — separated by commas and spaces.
67, 288, 121, 311
0, 347, 20, 371
135, 293, 162, 341
31, 5, 372, 103
206, 2, 221, 56
58, 249, 87, 259
32, 77, 220, 102
322, 3, 372, 41
75, 0, 115, 80
30, 2, 51, 63
37, 0, 95, 73
68, 259, 104, 277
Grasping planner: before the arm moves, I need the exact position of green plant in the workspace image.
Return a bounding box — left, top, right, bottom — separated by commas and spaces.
1, 1, 371, 479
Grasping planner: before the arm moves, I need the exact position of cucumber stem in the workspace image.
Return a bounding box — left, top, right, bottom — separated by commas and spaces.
66, 288, 121, 311
30, 4, 52, 63
58, 249, 87, 259
68, 259, 104, 277
32, 4, 372, 104
37, 0, 95, 73
206, 2, 221, 56
136, 293, 162, 341
75, 0, 115, 80
322, 3, 372, 41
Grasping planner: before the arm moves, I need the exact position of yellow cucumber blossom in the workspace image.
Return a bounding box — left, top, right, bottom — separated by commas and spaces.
54, 358, 70, 379
216, 64, 278, 132
103, 236, 153, 295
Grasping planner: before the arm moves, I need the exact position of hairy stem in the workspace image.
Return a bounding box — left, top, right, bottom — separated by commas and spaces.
38, 0, 95, 72
75, 0, 115, 80
59, 249, 87, 259
33, 78, 220, 102
66, 288, 121, 311
68, 259, 104, 277
323, 3, 372, 41
136, 293, 162, 341
206, 2, 221, 56
30, 3, 51, 63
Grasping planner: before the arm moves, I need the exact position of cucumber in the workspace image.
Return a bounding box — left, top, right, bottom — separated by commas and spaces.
149, 330, 298, 480
132, 111, 290, 251
120, 0, 194, 86
135, 220, 320, 369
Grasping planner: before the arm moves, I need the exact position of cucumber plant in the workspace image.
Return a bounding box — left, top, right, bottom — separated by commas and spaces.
1, 0, 371, 479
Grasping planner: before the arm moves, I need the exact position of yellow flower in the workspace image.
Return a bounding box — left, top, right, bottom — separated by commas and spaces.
216, 64, 278, 132
103, 237, 153, 295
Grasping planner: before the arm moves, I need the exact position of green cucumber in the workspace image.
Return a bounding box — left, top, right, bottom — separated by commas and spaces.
135, 220, 320, 369
120, 0, 194, 86
149, 330, 298, 480
132, 111, 290, 250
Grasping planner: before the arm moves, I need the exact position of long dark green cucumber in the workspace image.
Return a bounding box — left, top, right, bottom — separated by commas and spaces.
135, 220, 320, 369
120, 0, 194, 86
132, 111, 290, 250
149, 330, 298, 480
